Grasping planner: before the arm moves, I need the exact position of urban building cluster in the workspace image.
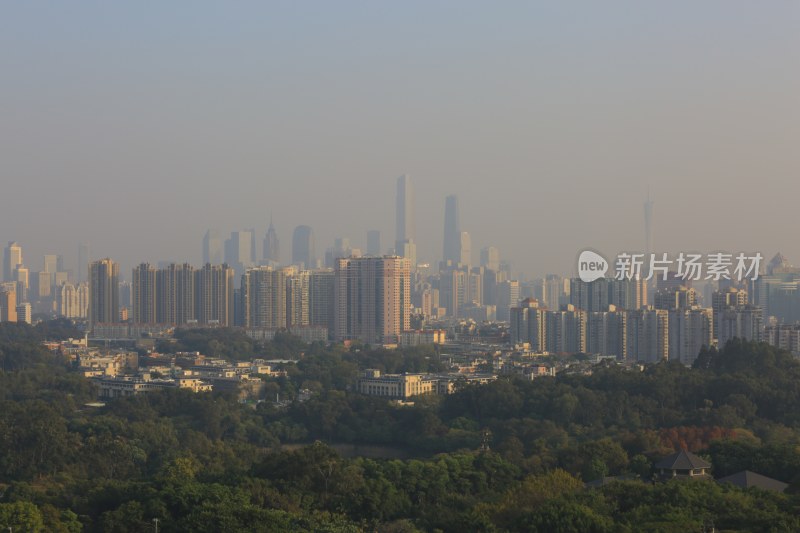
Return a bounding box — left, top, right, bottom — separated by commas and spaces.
45, 337, 285, 400
4, 177, 800, 366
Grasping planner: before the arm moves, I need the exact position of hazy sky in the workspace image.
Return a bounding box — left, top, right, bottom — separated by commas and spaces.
2, 2, 798, 278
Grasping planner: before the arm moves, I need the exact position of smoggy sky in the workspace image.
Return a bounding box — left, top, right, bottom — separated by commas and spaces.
1, 1, 798, 279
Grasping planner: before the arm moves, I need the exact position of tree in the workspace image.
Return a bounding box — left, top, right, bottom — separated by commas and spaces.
0, 501, 45, 533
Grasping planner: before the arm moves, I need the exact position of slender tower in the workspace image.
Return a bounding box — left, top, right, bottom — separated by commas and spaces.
443, 195, 461, 265
263, 215, 280, 264
395, 175, 416, 266
395, 175, 414, 245
644, 188, 653, 263
643, 189, 654, 302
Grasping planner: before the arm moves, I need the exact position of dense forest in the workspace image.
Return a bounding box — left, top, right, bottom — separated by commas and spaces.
2, 322, 800, 531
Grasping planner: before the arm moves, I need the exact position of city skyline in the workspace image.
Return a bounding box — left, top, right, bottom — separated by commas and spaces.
1, 3, 797, 276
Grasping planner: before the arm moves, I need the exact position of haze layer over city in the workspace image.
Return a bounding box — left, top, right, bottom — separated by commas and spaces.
2, 2, 798, 277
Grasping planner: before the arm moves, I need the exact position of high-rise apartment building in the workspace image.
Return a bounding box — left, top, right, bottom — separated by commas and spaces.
58, 282, 89, 319
711, 287, 748, 338
626, 309, 669, 363
89, 258, 120, 326
668, 307, 713, 366
286, 268, 310, 328
156, 263, 195, 325
510, 298, 547, 351
131, 263, 157, 324
546, 305, 587, 354
309, 269, 335, 336
194, 263, 234, 326
241, 267, 287, 329
587, 308, 628, 359
654, 286, 699, 310
334, 256, 410, 344
717, 305, 762, 347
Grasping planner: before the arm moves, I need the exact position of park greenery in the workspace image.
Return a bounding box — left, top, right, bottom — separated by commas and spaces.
2, 322, 800, 531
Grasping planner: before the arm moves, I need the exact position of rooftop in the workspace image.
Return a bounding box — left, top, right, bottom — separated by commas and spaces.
654, 449, 711, 470
717, 471, 788, 492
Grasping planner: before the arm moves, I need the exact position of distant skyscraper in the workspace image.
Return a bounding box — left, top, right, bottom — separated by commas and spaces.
78, 243, 90, 282
33, 270, 52, 301
263, 217, 280, 264
14, 266, 29, 303
396, 240, 417, 269
439, 266, 479, 318
225, 230, 255, 268
89, 258, 120, 326
395, 175, 417, 267
202, 230, 223, 265
334, 256, 410, 344
480, 246, 500, 272
292, 225, 316, 268
3, 242, 22, 283
396, 175, 414, 244
459, 231, 471, 267
644, 190, 654, 282
366, 230, 381, 256
497, 280, 520, 322
442, 195, 461, 265
43, 255, 58, 274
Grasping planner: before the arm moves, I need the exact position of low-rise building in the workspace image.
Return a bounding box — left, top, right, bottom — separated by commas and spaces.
357, 369, 496, 399
399, 329, 447, 346
655, 449, 712, 480
94, 374, 213, 398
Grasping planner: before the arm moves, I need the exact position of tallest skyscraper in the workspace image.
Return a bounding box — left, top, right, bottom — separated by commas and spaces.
395, 174, 414, 245
442, 195, 461, 265
395, 175, 416, 267
644, 190, 654, 282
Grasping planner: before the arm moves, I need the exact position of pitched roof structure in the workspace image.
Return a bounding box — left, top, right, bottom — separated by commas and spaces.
717, 471, 788, 492
654, 449, 711, 470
